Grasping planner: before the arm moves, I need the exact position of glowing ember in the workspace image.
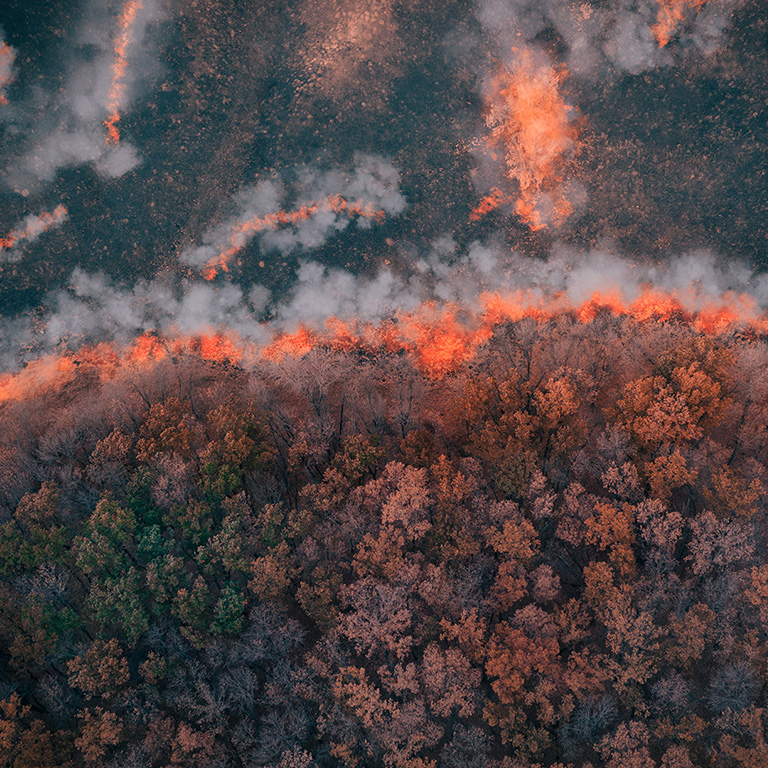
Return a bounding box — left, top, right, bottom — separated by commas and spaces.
104, 0, 144, 144
481, 49, 579, 230
0, 205, 68, 256
653, 0, 707, 47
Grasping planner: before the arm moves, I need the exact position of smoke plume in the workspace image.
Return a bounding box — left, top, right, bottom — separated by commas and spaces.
180, 154, 407, 278
0, 31, 16, 105
1, 0, 166, 193
0, 205, 68, 264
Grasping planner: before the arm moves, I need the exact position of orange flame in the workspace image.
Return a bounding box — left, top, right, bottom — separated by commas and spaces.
652, 0, 707, 47
5, 286, 768, 405
198, 333, 244, 363
104, 0, 143, 144
628, 288, 686, 323
0, 41, 16, 106
481, 49, 578, 230
0, 205, 68, 253
262, 327, 318, 362
201, 197, 387, 279
470, 187, 508, 222
127, 332, 168, 363
255, 285, 768, 378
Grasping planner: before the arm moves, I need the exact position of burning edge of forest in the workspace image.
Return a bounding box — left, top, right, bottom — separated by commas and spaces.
1, 314, 768, 767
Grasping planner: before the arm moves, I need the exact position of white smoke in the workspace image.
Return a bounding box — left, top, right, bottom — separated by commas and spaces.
181, 154, 407, 270
2, 239, 767, 373
277, 239, 768, 328
180, 180, 285, 270
460, 0, 742, 232
0, 29, 17, 104
41, 269, 272, 351
2, 0, 166, 192
0, 206, 69, 264
473, 0, 741, 80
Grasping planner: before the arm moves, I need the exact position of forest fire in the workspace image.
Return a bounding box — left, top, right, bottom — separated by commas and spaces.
200, 196, 388, 279
103, 0, 144, 144
479, 49, 578, 229
0, 204, 68, 256
3, 285, 768, 405
653, 0, 707, 47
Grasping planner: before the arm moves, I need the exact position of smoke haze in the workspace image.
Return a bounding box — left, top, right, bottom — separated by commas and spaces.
0, 0, 765, 371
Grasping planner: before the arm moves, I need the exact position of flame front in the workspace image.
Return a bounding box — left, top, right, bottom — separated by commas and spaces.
104, 0, 144, 144
5, 285, 768, 406
0, 205, 68, 254
201, 196, 388, 279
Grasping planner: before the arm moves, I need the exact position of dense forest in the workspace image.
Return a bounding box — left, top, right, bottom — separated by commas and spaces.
2, 313, 768, 767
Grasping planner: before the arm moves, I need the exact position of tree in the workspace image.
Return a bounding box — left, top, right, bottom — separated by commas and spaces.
439, 608, 488, 664
196, 503, 252, 578
338, 577, 414, 662
702, 465, 764, 520
86, 567, 149, 646
135, 398, 197, 464
87, 428, 133, 492
171, 574, 211, 648
67, 638, 129, 700
211, 582, 246, 635
584, 500, 636, 578
686, 511, 755, 578
163, 499, 212, 549
75, 708, 124, 764
483, 609, 562, 753
426, 456, 481, 565
249, 541, 296, 604
420, 643, 481, 718
596, 720, 655, 768
0, 483, 68, 576
170, 722, 217, 766
73, 496, 136, 578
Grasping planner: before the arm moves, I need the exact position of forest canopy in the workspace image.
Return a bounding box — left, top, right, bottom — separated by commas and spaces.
1, 314, 768, 767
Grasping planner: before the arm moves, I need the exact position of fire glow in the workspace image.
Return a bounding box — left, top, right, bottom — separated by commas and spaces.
2, 285, 767, 405
103, 0, 144, 145
653, 0, 707, 48
0, 39, 15, 106
0, 205, 68, 255
477, 48, 579, 230
200, 195, 387, 280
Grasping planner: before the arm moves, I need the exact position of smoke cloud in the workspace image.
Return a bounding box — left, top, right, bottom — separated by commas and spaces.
0, 30, 16, 105
0, 0, 761, 385
0, 270, 272, 372
2, 239, 767, 373
471, 47, 582, 230
475, 0, 740, 79
0, 204, 68, 264
1, 0, 166, 193
462, 0, 742, 232
180, 154, 407, 277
